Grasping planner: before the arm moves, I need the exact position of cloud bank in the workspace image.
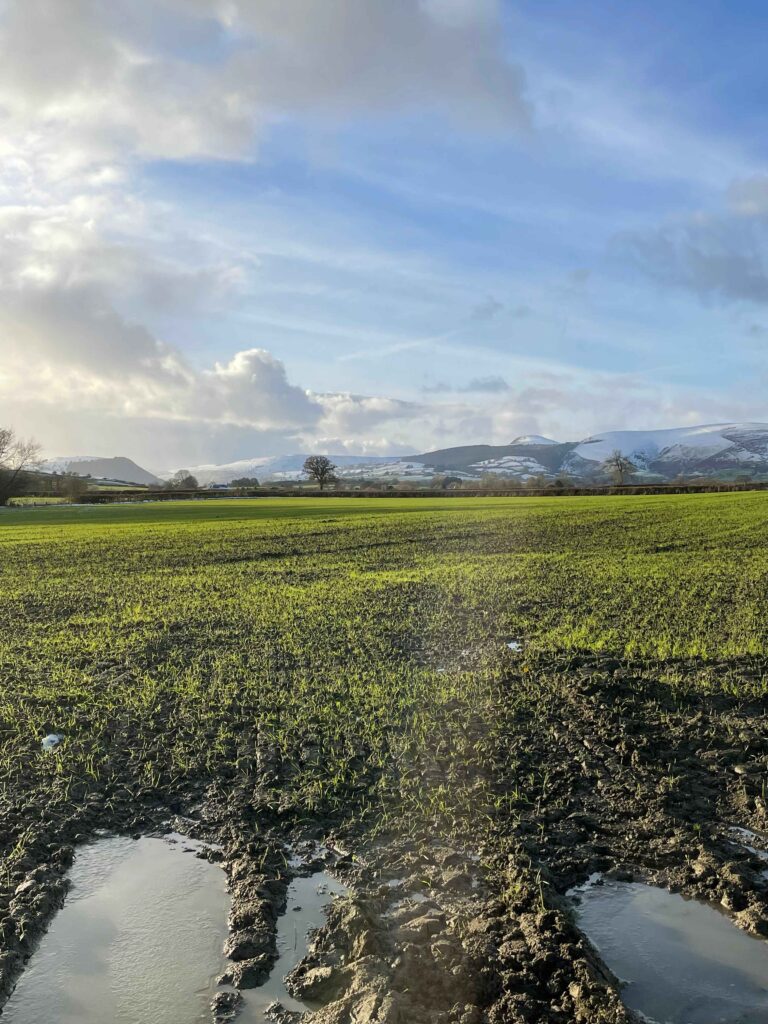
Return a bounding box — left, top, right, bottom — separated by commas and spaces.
1, 1, 762, 469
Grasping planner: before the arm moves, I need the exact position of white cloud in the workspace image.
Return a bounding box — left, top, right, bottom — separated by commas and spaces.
0, 0, 538, 465
1, 1, 761, 469
0, 0, 528, 178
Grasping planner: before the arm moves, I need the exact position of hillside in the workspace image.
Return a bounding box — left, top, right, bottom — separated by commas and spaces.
42, 457, 161, 486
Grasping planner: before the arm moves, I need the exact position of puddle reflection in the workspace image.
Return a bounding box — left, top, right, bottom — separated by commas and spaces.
573, 879, 768, 1024
4, 836, 229, 1024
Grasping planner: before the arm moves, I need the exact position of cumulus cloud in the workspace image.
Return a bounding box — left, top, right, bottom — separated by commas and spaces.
0, 0, 536, 465
0, 0, 528, 177
0, 229, 428, 454
315, 393, 424, 435
0, 282, 362, 434
1, 1, 756, 468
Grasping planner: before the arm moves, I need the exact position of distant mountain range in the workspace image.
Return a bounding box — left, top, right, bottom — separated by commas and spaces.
181, 423, 768, 485
45, 423, 768, 486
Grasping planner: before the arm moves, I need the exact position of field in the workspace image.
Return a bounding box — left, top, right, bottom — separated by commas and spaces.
2, 493, 768, 1023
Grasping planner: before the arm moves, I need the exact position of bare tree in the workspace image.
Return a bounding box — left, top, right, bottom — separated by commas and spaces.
303, 455, 337, 490
62, 474, 89, 502
165, 470, 199, 490
602, 449, 638, 484
0, 428, 42, 506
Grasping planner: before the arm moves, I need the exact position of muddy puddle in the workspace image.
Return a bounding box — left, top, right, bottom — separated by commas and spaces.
573, 878, 768, 1023
4, 835, 346, 1024
3, 834, 230, 1023
240, 871, 348, 1019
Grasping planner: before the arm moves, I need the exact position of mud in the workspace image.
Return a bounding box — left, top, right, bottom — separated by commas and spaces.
235, 868, 348, 1020
4, 653, 768, 1023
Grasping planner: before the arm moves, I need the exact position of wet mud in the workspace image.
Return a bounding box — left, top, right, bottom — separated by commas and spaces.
4, 653, 768, 1023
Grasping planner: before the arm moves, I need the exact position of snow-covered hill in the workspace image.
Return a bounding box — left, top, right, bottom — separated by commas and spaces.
185, 424, 768, 484
183, 453, 406, 485
50, 423, 768, 488
510, 434, 559, 446
573, 423, 768, 476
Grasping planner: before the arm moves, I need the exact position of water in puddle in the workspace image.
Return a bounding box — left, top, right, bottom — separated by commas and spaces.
574, 879, 768, 1023
3, 837, 346, 1024
729, 826, 768, 861
3, 835, 230, 1024
239, 872, 348, 1020
728, 827, 768, 881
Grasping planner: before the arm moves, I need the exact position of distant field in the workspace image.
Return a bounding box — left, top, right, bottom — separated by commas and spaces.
7, 496, 68, 507
4, 491, 768, 663
3, 491, 768, 1018
1, 491, 767, 832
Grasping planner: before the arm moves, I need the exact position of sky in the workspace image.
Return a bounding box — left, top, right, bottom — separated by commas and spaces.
2, 0, 768, 471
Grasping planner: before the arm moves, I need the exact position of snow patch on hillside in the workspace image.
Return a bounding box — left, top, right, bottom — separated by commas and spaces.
573, 423, 764, 465
42, 456, 104, 473
471, 456, 550, 477
510, 435, 559, 446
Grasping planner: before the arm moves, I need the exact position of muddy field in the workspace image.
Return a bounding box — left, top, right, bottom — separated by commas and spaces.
2, 495, 768, 1023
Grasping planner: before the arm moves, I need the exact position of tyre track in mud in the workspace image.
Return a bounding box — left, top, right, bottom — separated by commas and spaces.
471, 654, 768, 1022
206, 657, 768, 1024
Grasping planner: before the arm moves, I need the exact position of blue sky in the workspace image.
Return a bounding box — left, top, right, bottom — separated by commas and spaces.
1, 0, 767, 469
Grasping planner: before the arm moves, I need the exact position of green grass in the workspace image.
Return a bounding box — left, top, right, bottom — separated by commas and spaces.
1, 495, 525, 526
7, 496, 68, 507
1, 491, 768, 850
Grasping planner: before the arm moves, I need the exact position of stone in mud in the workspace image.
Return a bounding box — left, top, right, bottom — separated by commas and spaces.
212, 988, 242, 1022
219, 953, 273, 988
224, 928, 272, 961
228, 896, 277, 931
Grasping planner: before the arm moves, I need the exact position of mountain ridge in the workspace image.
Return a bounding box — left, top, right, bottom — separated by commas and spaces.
47, 423, 768, 486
